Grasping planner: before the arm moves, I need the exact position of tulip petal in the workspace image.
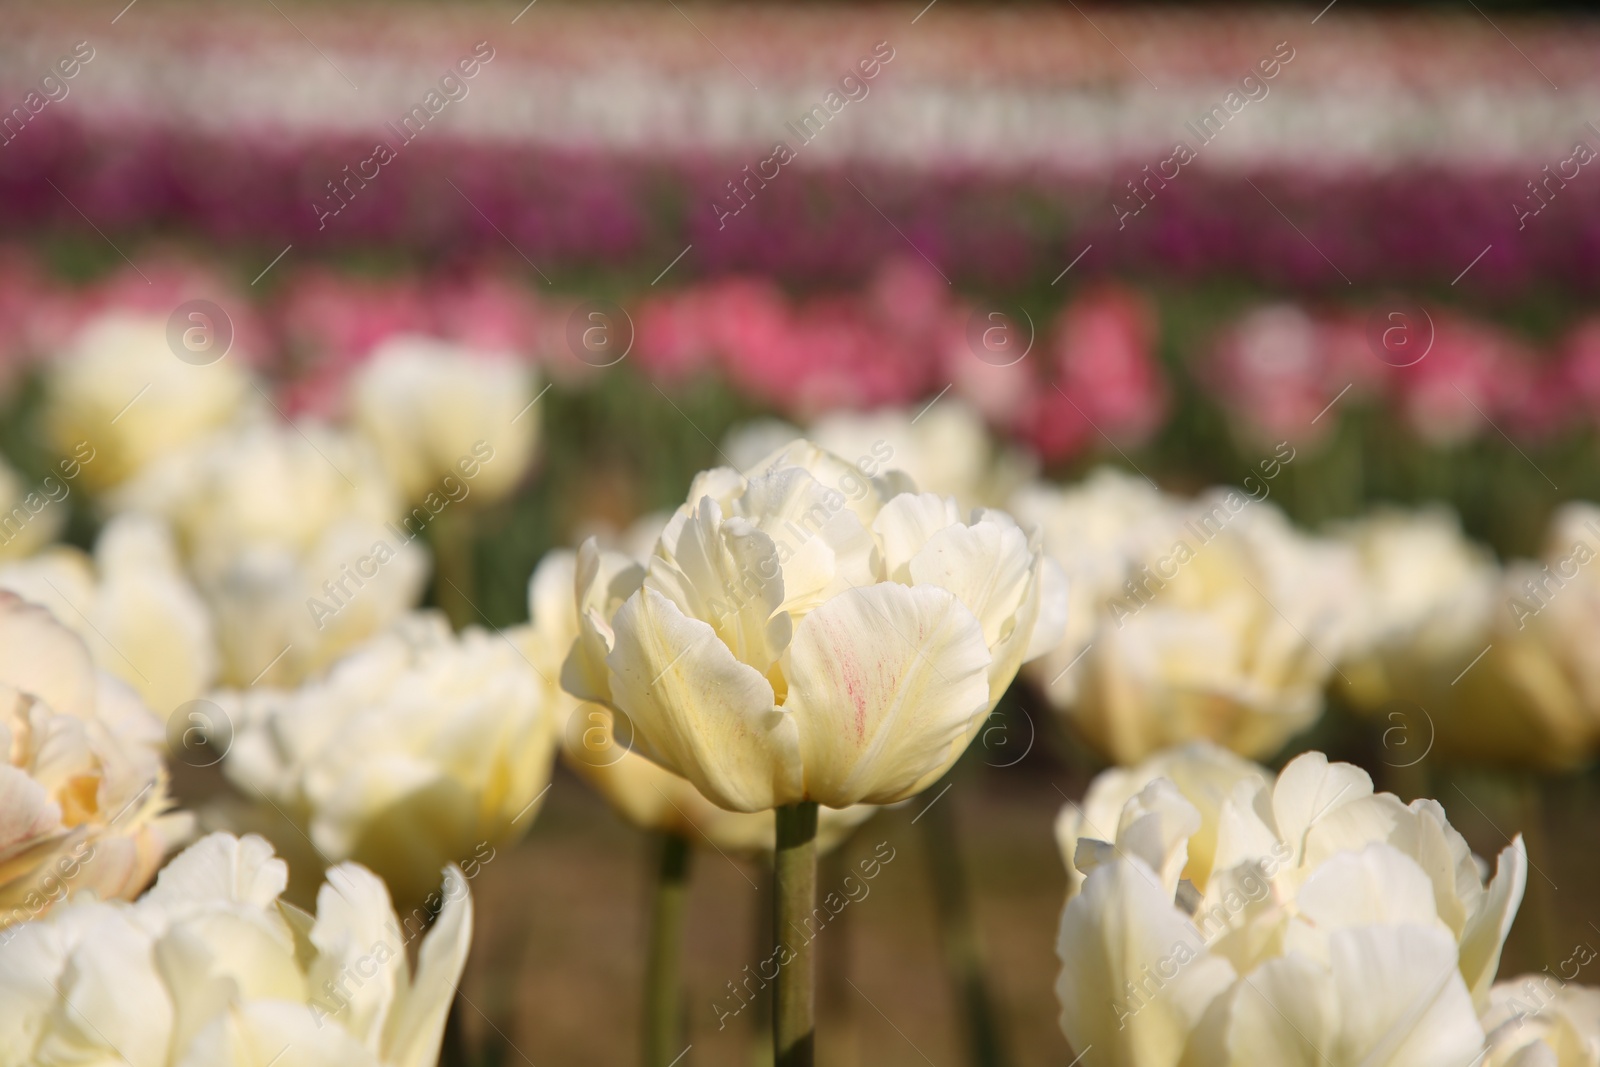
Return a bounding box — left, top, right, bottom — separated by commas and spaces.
307, 864, 406, 1047
138, 831, 289, 916
1057, 857, 1236, 1067
1458, 837, 1527, 1009
385, 866, 473, 1067
1270, 751, 1374, 864
783, 583, 991, 807
1115, 780, 1202, 901
563, 539, 645, 704
1294, 844, 1446, 934
735, 465, 877, 617
1205, 953, 1335, 1066
1327, 925, 1486, 1065
871, 493, 964, 583
647, 498, 790, 673
177, 1000, 381, 1067
607, 588, 799, 811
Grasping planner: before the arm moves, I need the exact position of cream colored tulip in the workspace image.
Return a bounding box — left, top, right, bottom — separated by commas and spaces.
1012, 468, 1182, 706
529, 549, 874, 853
0, 513, 217, 714
219, 612, 554, 909
113, 417, 428, 687
1057, 490, 1359, 763
1056, 750, 1526, 1065
0, 592, 191, 929
723, 400, 1036, 509
1482, 976, 1600, 1066
1331, 506, 1501, 713
1349, 503, 1600, 768
351, 335, 539, 506
44, 312, 251, 491
0, 453, 67, 561
565, 440, 1063, 812
0, 831, 471, 1067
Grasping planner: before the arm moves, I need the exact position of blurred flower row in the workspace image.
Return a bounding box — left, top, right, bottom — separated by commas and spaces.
7, 252, 1600, 472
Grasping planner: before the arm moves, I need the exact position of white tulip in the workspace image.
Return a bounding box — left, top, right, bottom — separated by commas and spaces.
0, 513, 217, 715
1331, 506, 1501, 713
1342, 502, 1600, 768
1056, 749, 1527, 1065
1051, 488, 1358, 763
0, 831, 472, 1067
0, 592, 191, 928
351, 335, 539, 506
530, 549, 874, 853
112, 417, 428, 687
44, 312, 251, 491
566, 439, 1064, 812
1482, 976, 1600, 1066
1011, 468, 1182, 706
219, 612, 555, 909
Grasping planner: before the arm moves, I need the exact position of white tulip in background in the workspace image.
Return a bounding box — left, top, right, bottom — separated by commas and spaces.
0, 832, 471, 1067
1331, 505, 1501, 714
565, 439, 1065, 812
1052, 488, 1359, 764
530, 548, 874, 853
218, 612, 555, 908
351, 334, 540, 506
1055, 747, 1526, 1065
112, 416, 428, 687
1332, 501, 1600, 768
723, 399, 1036, 510
0, 593, 191, 927
43, 312, 252, 491
0, 513, 217, 716
1011, 467, 1183, 707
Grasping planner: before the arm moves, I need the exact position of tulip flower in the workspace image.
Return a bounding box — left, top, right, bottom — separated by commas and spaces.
0, 513, 218, 716
1030, 483, 1357, 764
43, 312, 252, 492
1012, 467, 1182, 707
1482, 976, 1600, 1065
1346, 502, 1600, 769
1330, 505, 1501, 714
566, 439, 1062, 1065
218, 612, 556, 911
350, 334, 539, 507
0, 831, 472, 1067
111, 416, 428, 687
1056, 749, 1527, 1065
0, 592, 191, 929
531, 549, 875, 854
567, 439, 1063, 811
528, 548, 875, 1065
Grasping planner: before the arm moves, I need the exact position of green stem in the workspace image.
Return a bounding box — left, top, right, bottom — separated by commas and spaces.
431, 507, 476, 629
920, 788, 1009, 1067
644, 833, 693, 1067
774, 802, 819, 1067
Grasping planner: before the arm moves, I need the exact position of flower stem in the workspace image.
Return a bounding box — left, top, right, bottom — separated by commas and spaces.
919, 787, 1010, 1067
430, 506, 476, 629
774, 802, 819, 1067
644, 832, 693, 1067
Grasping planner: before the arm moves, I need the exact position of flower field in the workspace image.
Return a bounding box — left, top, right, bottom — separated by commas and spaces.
1, 2, 1599, 1065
